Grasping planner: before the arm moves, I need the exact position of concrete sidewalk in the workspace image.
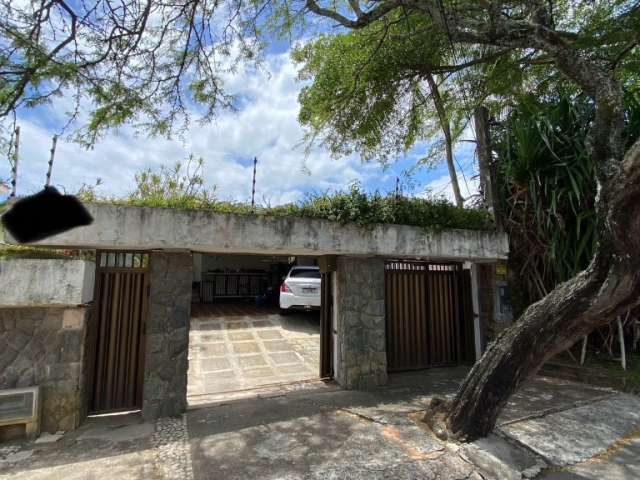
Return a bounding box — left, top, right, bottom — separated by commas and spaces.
2, 368, 639, 479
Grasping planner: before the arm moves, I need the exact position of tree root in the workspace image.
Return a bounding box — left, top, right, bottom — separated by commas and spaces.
421, 397, 453, 441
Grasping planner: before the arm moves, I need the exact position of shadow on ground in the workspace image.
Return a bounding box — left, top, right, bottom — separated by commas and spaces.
2, 367, 639, 480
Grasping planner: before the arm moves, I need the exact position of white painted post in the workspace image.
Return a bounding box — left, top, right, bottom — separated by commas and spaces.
617, 315, 627, 371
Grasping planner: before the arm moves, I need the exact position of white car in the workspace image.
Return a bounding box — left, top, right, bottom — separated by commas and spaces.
279, 266, 321, 311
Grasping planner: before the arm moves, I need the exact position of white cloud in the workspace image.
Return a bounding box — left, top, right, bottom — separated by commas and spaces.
424, 173, 480, 205
2, 50, 375, 205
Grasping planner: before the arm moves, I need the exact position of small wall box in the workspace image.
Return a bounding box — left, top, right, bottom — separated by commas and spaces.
0, 386, 41, 439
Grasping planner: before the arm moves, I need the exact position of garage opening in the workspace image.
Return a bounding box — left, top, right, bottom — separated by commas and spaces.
187, 254, 328, 405
384, 260, 475, 372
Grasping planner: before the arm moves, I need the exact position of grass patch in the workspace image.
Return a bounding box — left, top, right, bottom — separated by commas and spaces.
583, 353, 640, 393
0, 244, 92, 261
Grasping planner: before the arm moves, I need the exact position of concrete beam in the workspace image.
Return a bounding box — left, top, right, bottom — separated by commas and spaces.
0, 259, 94, 307
6, 203, 508, 261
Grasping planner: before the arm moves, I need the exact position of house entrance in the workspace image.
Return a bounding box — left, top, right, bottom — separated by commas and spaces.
384, 261, 475, 372
188, 254, 330, 405
86, 251, 149, 414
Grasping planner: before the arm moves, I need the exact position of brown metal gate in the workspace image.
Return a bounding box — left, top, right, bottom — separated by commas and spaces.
385, 261, 475, 372
86, 251, 150, 414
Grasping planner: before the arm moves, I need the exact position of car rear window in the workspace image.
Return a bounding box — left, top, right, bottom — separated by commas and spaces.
289, 268, 321, 279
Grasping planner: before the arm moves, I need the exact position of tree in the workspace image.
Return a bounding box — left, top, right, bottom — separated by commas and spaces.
0, 0, 259, 144
297, 0, 640, 440
3, 0, 640, 441
293, 19, 472, 205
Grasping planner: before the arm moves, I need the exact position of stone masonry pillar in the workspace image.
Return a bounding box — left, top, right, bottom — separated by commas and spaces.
142, 251, 192, 420
334, 257, 387, 389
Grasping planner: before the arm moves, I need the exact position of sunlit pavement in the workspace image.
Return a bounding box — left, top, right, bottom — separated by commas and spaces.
188, 303, 320, 406
2, 368, 640, 479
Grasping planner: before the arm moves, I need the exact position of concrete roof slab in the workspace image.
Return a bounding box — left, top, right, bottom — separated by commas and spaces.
5, 203, 508, 261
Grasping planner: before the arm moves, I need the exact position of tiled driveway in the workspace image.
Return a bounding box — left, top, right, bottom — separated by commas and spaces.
188, 303, 320, 405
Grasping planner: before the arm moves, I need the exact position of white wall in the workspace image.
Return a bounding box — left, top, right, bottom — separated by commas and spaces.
0, 259, 95, 307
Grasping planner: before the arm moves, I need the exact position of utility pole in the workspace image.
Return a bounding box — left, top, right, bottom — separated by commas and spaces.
395, 176, 401, 199
9, 125, 20, 200
251, 156, 257, 209
45, 135, 58, 187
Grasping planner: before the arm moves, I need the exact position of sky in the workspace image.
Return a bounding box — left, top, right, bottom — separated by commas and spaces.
0, 37, 480, 206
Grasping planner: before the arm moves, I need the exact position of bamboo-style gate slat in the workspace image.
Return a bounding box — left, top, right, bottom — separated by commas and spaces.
385, 261, 475, 372
87, 251, 149, 414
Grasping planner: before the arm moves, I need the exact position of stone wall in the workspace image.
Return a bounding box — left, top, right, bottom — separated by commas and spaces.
334, 257, 387, 389
142, 251, 193, 420
0, 307, 89, 433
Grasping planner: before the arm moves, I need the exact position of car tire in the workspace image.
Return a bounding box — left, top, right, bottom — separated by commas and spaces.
279, 308, 290, 315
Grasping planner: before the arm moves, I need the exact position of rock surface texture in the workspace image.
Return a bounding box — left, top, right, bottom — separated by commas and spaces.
142, 251, 193, 420
334, 257, 388, 389
0, 307, 89, 433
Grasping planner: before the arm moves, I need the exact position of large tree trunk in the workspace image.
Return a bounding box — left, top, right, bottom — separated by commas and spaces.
434, 13, 637, 441
440, 136, 640, 441
473, 106, 501, 228
425, 73, 464, 207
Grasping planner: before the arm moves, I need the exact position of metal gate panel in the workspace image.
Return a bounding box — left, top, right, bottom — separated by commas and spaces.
88, 251, 149, 414
320, 272, 333, 378
385, 261, 472, 372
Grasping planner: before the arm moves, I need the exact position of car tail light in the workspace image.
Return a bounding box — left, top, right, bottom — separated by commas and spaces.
280, 282, 290, 293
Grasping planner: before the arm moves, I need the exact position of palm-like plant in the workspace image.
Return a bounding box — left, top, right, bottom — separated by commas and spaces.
495, 92, 640, 310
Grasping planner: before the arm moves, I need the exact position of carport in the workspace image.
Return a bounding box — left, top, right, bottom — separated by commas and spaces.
11, 203, 508, 423
188, 253, 321, 404
188, 303, 320, 404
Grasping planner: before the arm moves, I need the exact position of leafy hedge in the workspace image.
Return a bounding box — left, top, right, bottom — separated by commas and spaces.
2, 186, 492, 253
101, 184, 492, 231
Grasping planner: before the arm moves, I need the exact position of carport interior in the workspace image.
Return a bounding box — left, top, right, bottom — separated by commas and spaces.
187, 253, 322, 405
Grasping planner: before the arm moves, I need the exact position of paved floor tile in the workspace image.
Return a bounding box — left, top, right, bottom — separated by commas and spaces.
199, 333, 224, 342
200, 344, 226, 357
228, 331, 254, 341
201, 358, 231, 372
203, 370, 236, 382
263, 340, 292, 352
257, 330, 284, 340
251, 320, 274, 328
226, 321, 250, 330
243, 367, 276, 379
269, 352, 301, 365
232, 342, 260, 354
238, 355, 268, 368
197, 322, 222, 331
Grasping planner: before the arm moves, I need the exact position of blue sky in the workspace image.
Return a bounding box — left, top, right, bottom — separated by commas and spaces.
0, 34, 479, 205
